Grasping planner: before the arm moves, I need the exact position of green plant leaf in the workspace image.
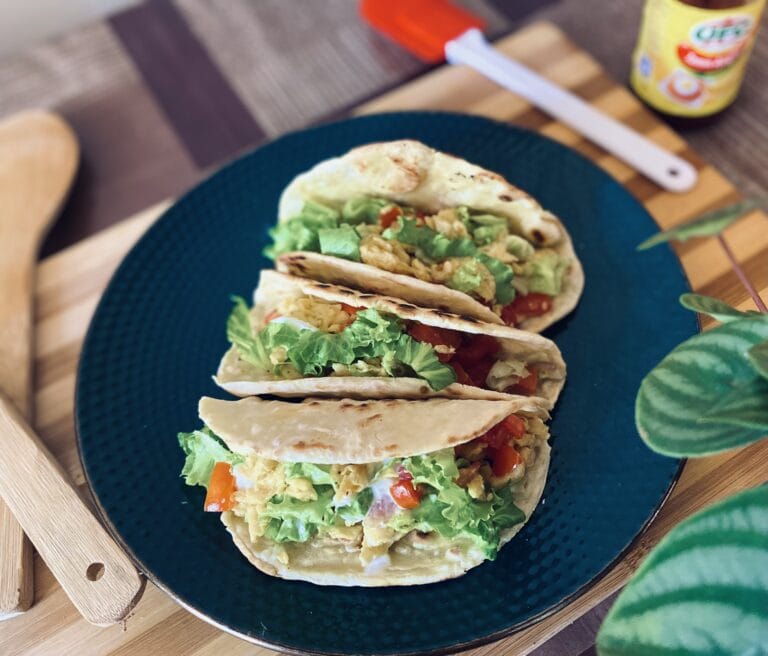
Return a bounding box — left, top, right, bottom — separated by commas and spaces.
680, 293, 763, 323
700, 377, 768, 430
637, 199, 757, 250
597, 485, 768, 656
636, 317, 768, 456
748, 341, 768, 380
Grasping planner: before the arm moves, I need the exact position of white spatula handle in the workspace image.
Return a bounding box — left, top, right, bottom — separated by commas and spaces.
0, 393, 144, 625
445, 29, 697, 193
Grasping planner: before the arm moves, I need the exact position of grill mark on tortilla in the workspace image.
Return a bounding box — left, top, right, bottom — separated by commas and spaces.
532, 229, 545, 244
361, 413, 383, 428
383, 443, 398, 452
293, 440, 332, 450
499, 194, 513, 202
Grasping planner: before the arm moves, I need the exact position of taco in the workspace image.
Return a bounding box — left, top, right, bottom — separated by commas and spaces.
216, 270, 566, 405
267, 140, 584, 332
179, 395, 551, 586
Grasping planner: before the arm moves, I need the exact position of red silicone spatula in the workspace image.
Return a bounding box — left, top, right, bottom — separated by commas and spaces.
361, 0, 697, 193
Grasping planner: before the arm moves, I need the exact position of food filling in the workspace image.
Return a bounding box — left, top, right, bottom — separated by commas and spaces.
226, 294, 553, 393
265, 199, 569, 326
178, 413, 548, 566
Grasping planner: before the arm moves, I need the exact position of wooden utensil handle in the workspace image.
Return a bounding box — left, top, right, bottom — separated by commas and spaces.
0, 239, 36, 618
0, 394, 144, 625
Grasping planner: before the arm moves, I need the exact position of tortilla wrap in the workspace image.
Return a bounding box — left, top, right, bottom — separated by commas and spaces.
200, 396, 551, 586
215, 271, 566, 406
275, 139, 584, 332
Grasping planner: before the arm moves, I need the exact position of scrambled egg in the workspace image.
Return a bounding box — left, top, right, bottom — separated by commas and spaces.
331, 464, 371, 504
424, 208, 469, 239
276, 296, 351, 333
232, 455, 315, 543
359, 235, 418, 277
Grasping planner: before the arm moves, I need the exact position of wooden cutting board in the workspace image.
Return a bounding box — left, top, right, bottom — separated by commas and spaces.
3, 21, 766, 656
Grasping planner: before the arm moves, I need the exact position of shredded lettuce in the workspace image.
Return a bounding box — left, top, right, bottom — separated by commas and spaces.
342, 197, 390, 224
337, 487, 373, 525
393, 334, 456, 390
472, 224, 505, 246
386, 449, 525, 558
475, 253, 516, 305
264, 201, 518, 305
227, 301, 456, 390
282, 462, 335, 486
261, 464, 373, 542
178, 428, 525, 555
318, 224, 361, 261
178, 428, 244, 488
506, 235, 535, 261
264, 201, 340, 259
262, 488, 337, 542
447, 258, 489, 296
524, 250, 568, 296
226, 296, 273, 371
383, 217, 476, 261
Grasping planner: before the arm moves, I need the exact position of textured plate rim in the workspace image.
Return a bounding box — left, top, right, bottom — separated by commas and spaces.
75, 110, 691, 656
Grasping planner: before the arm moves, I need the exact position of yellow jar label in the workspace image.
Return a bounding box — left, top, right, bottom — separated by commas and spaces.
631, 0, 766, 116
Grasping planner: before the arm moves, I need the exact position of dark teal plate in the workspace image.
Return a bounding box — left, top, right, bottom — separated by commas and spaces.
76, 112, 692, 656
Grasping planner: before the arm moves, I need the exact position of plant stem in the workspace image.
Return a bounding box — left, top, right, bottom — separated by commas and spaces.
717, 234, 768, 313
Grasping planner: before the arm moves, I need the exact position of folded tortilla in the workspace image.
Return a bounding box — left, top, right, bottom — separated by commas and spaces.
197, 395, 551, 586
273, 140, 584, 332
216, 270, 566, 405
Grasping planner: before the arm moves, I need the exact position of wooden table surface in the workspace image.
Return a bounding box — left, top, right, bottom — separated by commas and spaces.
0, 2, 766, 655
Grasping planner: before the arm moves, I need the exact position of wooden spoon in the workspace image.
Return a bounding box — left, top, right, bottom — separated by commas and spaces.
0, 110, 143, 624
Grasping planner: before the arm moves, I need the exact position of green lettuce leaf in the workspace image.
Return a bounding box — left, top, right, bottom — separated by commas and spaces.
523, 250, 567, 296
388, 449, 525, 558
341, 197, 391, 224
228, 302, 455, 390
393, 334, 457, 390
447, 258, 489, 296
337, 487, 373, 525
472, 224, 505, 246
475, 253, 516, 305
318, 224, 361, 261
261, 487, 338, 542
506, 235, 535, 261
344, 308, 405, 351
178, 427, 243, 488
263, 201, 340, 259
288, 330, 357, 375
282, 462, 334, 486
226, 296, 272, 371
383, 217, 476, 261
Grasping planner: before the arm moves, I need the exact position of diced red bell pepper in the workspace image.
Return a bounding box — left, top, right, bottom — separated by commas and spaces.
379, 206, 403, 229
507, 369, 538, 396
204, 462, 236, 512
408, 323, 462, 348
390, 479, 422, 509
501, 414, 527, 439
489, 443, 522, 477
450, 361, 473, 385
501, 293, 553, 326
464, 358, 495, 388
454, 334, 500, 366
